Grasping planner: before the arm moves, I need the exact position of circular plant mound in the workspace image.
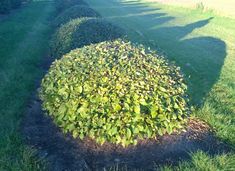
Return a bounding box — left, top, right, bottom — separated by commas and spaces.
40, 40, 189, 146
50, 18, 124, 58
55, 0, 88, 13
53, 5, 101, 27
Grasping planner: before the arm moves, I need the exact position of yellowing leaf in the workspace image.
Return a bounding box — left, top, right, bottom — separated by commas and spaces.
112, 103, 122, 111
159, 87, 167, 92
127, 128, 132, 139
134, 105, 140, 114
150, 105, 158, 118
77, 86, 83, 93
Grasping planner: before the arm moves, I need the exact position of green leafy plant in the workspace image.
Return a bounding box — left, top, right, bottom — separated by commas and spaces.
53, 5, 101, 27
50, 18, 124, 58
40, 40, 190, 147
55, 0, 88, 13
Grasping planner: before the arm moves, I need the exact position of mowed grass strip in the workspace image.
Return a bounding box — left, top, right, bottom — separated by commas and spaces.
86, 0, 235, 170
145, 0, 235, 19
0, 1, 54, 170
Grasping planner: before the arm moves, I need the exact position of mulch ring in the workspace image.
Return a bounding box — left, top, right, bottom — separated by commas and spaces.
21, 95, 233, 171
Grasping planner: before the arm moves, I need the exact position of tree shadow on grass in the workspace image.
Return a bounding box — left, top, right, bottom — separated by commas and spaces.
110, 0, 227, 105
149, 17, 226, 105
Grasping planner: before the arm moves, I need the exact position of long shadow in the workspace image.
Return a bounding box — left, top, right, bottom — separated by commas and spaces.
148, 17, 226, 105
92, 1, 176, 56
107, 0, 226, 105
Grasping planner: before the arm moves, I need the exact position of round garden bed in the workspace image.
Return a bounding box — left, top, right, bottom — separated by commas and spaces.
43, 40, 190, 146
21, 41, 232, 170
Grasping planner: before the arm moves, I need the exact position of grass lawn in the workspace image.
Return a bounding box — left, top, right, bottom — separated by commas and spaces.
145, 0, 235, 19
86, 0, 235, 170
0, 1, 54, 170
0, 0, 235, 170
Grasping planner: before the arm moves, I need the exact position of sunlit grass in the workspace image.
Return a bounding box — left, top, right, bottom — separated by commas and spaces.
160, 151, 235, 171
144, 0, 235, 19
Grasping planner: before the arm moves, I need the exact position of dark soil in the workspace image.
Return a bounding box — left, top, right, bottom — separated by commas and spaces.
21, 56, 233, 171
21, 97, 233, 171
